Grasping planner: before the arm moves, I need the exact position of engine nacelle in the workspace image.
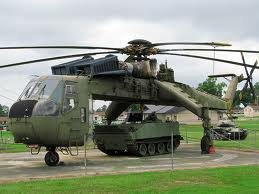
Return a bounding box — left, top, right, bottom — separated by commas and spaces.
119, 59, 157, 79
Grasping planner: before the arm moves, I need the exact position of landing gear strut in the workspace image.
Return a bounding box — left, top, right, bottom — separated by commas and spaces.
44, 147, 59, 166
201, 118, 213, 154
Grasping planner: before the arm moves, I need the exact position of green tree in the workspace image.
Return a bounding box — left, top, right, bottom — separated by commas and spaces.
254, 82, 259, 96
232, 82, 259, 106
197, 78, 226, 97
233, 89, 253, 107
96, 104, 107, 112
101, 105, 107, 112
0, 104, 9, 116
128, 104, 140, 112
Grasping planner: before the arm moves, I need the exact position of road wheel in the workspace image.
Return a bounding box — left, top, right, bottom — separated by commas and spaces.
104, 150, 118, 156
173, 138, 180, 150
44, 151, 59, 166
138, 143, 147, 156
147, 143, 156, 155
157, 143, 165, 154
97, 144, 116, 156
166, 142, 171, 153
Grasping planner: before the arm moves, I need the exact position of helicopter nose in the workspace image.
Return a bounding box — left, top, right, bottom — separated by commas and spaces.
9, 100, 38, 118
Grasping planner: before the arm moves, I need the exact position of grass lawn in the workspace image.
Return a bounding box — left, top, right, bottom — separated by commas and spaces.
0, 131, 29, 153
1, 165, 259, 193
0, 130, 14, 140
1, 118, 259, 153
0, 143, 29, 153
180, 118, 259, 150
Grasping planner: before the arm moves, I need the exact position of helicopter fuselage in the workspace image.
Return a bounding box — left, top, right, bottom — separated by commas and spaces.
9, 75, 160, 147
9, 74, 228, 148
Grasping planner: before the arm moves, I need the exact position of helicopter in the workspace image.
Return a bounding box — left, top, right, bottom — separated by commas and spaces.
1, 39, 258, 166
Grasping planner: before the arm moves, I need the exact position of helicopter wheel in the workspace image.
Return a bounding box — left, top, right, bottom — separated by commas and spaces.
44, 151, 60, 166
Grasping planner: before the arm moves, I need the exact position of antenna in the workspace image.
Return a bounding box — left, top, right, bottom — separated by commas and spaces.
213, 46, 216, 75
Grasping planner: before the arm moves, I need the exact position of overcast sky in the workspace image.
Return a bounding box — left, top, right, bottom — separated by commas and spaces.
0, 0, 259, 108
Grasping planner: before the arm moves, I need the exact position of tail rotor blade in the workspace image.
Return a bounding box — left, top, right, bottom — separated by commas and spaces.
250, 60, 258, 77
248, 60, 258, 101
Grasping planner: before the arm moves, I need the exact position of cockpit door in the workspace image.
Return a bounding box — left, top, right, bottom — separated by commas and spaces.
59, 81, 84, 146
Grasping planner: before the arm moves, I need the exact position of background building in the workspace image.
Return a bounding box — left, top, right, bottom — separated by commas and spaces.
93, 111, 127, 124
244, 105, 259, 117
143, 105, 222, 124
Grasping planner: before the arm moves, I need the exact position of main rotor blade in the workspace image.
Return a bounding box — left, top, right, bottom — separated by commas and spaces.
0, 46, 122, 51
158, 52, 259, 69
0, 94, 15, 102
0, 51, 119, 68
160, 48, 259, 53
152, 42, 231, 47
242, 81, 249, 92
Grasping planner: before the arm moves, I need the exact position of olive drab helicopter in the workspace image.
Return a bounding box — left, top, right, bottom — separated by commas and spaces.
1, 39, 258, 166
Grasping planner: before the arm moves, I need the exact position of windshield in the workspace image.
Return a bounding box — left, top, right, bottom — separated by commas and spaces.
19, 78, 61, 101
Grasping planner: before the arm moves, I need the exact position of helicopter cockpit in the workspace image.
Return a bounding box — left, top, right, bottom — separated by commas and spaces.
9, 76, 64, 118
19, 77, 62, 101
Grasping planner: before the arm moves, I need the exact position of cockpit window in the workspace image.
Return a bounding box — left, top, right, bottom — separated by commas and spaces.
65, 84, 76, 95
19, 78, 61, 101
20, 80, 37, 100
38, 79, 61, 100
63, 82, 77, 113
30, 82, 42, 98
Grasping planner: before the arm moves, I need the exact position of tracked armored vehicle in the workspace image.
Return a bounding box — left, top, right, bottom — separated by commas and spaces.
212, 120, 248, 140
93, 113, 182, 156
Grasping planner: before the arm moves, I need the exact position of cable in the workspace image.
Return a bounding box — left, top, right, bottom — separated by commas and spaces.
0, 87, 19, 96
0, 94, 15, 102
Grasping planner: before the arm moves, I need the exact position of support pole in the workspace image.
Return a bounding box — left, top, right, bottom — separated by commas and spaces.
238, 130, 241, 151
185, 127, 188, 144
255, 130, 257, 148
171, 131, 174, 171
84, 134, 87, 175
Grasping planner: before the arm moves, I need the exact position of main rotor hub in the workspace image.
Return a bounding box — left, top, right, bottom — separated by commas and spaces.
128, 39, 152, 46
122, 39, 158, 57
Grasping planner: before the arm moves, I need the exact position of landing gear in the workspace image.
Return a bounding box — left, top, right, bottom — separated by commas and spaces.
201, 117, 214, 154
45, 147, 59, 166
200, 135, 212, 154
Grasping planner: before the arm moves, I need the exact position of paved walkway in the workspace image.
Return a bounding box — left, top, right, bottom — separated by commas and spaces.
0, 144, 259, 183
